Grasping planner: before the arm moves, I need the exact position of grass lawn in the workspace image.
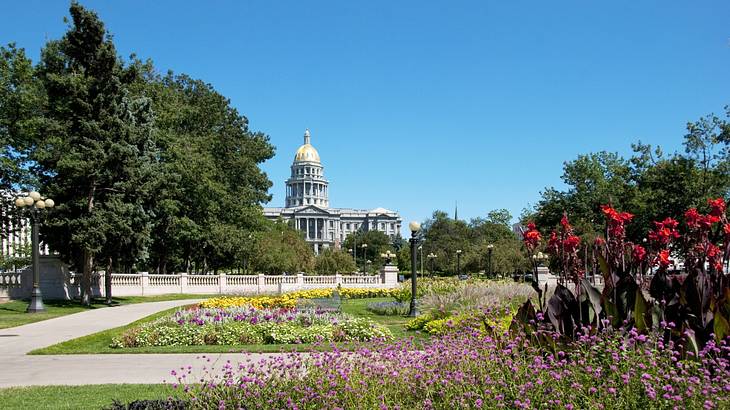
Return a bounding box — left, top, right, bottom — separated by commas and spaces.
0, 294, 217, 330
0, 384, 180, 410
31, 297, 426, 355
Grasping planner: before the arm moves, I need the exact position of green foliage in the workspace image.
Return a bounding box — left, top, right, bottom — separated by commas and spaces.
0, 43, 43, 239
142, 71, 274, 274
365, 301, 409, 316
405, 313, 434, 330
418, 209, 527, 275
250, 220, 314, 274
314, 248, 356, 275
111, 312, 392, 348
342, 229, 394, 271
532, 108, 730, 242
2, 4, 276, 282
28, 4, 159, 303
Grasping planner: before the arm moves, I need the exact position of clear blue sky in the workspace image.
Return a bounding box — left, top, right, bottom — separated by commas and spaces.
2, 1, 729, 232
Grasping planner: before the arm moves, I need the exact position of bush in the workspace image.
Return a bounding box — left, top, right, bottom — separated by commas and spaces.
336, 318, 392, 341
105, 399, 188, 410
366, 301, 409, 316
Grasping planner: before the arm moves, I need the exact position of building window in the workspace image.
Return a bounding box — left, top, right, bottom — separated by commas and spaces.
329, 221, 333, 228
380, 223, 385, 230
346, 223, 351, 230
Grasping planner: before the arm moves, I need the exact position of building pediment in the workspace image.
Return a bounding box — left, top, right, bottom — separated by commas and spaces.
292, 205, 332, 215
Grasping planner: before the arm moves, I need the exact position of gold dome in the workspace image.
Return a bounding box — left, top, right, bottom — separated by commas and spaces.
294, 129, 320, 163
294, 143, 320, 163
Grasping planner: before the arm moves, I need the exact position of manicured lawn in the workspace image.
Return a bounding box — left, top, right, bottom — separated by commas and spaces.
0, 384, 180, 410
31, 297, 425, 355
0, 294, 216, 330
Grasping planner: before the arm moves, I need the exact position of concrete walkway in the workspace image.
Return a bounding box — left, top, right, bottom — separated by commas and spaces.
0, 299, 275, 387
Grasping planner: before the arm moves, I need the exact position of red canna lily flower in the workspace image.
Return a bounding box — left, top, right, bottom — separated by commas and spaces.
708, 197, 726, 218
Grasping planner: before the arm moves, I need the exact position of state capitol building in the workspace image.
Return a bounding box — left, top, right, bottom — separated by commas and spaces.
263, 130, 402, 253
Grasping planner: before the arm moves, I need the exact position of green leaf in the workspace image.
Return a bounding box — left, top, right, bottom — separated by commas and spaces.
581, 278, 603, 324
603, 299, 621, 328
634, 289, 650, 331
597, 254, 610, 278
714, 310, 730, 342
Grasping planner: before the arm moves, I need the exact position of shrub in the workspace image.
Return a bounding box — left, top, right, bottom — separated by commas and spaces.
366, 301, 409, 316
405, 312, 438, 331
419, 281, 533, 317
105, 399, 188, 410
336, 318, 392, 341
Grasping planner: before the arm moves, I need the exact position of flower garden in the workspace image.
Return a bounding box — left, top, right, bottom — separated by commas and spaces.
111, 288, 398, 348
152, 199, 730, 409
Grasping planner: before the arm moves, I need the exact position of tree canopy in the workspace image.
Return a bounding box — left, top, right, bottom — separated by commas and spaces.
525, 107, 730, 244
0, 4, 277, 300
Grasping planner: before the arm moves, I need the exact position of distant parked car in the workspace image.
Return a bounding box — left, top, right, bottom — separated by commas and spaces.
512, 272, 534, 283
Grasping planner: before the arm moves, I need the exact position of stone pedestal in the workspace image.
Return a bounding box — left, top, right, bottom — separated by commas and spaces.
380, 264, 399, 286
19, 255, 81, 300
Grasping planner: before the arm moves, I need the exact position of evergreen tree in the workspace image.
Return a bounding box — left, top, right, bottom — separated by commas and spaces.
33, 3, 157, 305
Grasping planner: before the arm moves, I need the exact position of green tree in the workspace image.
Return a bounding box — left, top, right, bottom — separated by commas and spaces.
314, 249, 356, 275
342, 230, 393, 271
0, 43, 44, 241
143, 72, 274, 274
33, 3, 157, 305
250, 220, 314, 274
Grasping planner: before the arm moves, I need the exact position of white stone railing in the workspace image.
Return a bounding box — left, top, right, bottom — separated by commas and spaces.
53, 272, 399, 298
0, 271, 23, 301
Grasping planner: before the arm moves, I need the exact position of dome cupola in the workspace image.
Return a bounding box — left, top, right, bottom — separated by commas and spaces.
294, 129, 320, 163
285, 129, 329, 208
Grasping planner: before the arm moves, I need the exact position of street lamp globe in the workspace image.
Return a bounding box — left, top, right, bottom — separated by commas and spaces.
487, 244, 494, 250
35, 200, 46, 209
44, 199, 55, 208
15, 197, 26, 207
29, 191, 41, 201
409, 221, 421, 234
23, 196, 34, 206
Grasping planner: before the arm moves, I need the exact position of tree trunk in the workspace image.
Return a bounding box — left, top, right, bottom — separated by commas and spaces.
105, 256, 113, 305
81, 250, 93, 306
81, 183, 96, 306
160, 254, 167, 275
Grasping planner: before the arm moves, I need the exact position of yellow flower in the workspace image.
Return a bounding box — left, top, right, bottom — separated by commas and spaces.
199, 287, 397, 309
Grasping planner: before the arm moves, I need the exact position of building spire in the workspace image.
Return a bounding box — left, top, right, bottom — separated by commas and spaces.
455, 201, 458, 221
304, 128, 311, 145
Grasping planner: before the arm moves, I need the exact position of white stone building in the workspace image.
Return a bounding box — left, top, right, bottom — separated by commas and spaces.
263, 130, 402, 253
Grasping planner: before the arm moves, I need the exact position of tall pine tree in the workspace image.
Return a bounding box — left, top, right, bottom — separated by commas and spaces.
34, 3, 156, 305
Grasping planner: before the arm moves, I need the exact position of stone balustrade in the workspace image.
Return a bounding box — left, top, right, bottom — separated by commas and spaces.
0, 268, 400, 300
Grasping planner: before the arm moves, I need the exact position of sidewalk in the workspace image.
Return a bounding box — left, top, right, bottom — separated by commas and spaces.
0, 299, 274, 387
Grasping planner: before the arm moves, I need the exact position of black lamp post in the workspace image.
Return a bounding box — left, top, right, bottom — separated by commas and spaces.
408, 221, 421, 317
14, 191, 55, 313
427, 252, 437, 277
360, 243, 368, 274
487, 244, 494, 278
456, 249, 462, 278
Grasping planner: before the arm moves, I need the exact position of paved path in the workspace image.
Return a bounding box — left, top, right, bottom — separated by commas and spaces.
0, 299, 276, 387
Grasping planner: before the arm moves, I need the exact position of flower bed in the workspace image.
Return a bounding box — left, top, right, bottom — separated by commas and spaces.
111, 306, 391, 348
406, 308, 513, 336
366, 300, 409, 316
171, 317, 730, 409
200, 287, 400, 310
